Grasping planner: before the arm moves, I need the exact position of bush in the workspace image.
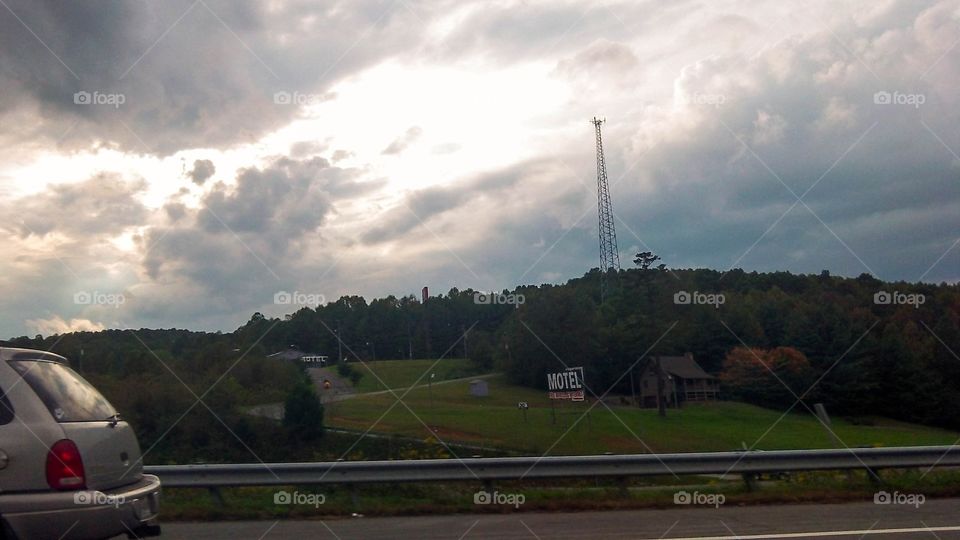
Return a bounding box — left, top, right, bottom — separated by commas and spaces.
283, 375, 324, 441
720, 346, 815, 410
336, 361, 363, 386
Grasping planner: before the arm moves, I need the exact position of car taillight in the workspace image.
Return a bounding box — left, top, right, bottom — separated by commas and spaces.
46, 439, 86, 490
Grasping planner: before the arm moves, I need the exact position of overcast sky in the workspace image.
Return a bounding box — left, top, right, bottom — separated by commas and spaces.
0, 0, 957, 337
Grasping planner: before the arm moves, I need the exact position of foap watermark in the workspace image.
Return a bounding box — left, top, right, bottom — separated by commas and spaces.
74, 291, 125, 308
873, 290, 924, 309
473, 490, 525, 509
674, 490, 725, 508
73, 90, 126, 108
473, 291, 525, 306
274, 290, 326, 307
273, 91, 326, 106
274, 490, 326, 508
874, 490, 924, 508
873, 91, 925, 108
682, 92, 726, 108
74, 491, 125, 507
674, 290, 725, 309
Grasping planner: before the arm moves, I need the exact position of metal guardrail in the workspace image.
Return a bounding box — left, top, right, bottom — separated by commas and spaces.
144, 445, 960, 488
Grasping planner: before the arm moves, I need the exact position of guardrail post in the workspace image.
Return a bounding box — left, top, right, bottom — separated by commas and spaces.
742, 472, 757, 492
616, 475, 629, 496
349, 484, 359, 511
208, 487, 225, 506
866, 467, 882, 485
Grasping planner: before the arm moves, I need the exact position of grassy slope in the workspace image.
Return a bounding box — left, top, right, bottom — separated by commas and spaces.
350, 358, 479, 393
327, 374, 959, 454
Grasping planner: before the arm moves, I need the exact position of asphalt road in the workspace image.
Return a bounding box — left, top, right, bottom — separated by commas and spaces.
156, 498, 960, 539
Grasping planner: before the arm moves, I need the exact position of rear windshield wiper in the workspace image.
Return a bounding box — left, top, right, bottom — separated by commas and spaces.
105, 413, 122, 427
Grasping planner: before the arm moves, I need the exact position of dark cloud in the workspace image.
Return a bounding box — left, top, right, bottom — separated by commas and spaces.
3, 174, 148, 240
0, 0, 436, 155
188, 159, 216, 185
3, 0, 960, 339
138, 155, 378, 320
289, 140, 328, 159
164, 202, 187, 222
331, 149, 354, 162
0, 173, 153, 337
114, 154, 391, 331
554, 39, 639, 79
603, 2, 960, 282
360, 159, 544, 244
382, 126, 423, 155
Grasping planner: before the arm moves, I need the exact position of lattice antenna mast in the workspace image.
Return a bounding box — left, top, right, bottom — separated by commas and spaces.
592, 117, 620, 300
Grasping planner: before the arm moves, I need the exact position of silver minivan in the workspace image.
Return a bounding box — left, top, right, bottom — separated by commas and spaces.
0, 348, 161, 539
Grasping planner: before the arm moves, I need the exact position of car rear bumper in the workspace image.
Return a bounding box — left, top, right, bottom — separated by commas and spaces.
1, 474, 161, 540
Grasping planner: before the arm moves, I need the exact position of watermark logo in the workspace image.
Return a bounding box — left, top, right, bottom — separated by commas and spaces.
874, 490, 924, 508
873, 91, 925, 108
73, 291, 125, 308
873, 290, 924, 309
274, 290, 326, 307
474, 291, 525, 306
674, 490, 725, 508
692, 92, 725, 108
74, 491, 125, 507
73, 90, 126, 108
673, 290, 725, 309
274, 490, 326, 508
473, 490, 525, 508
678, 92, 726, 108
273, 91, 326, 106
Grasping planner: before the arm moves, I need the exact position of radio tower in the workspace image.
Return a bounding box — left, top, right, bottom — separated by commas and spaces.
592, 117, 620, 300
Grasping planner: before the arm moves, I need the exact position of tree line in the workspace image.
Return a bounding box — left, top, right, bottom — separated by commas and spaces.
4, 264, 959, 445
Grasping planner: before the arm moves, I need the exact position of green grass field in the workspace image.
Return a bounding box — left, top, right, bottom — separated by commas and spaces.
350, 358, 481, 394
327, 374, 960, 455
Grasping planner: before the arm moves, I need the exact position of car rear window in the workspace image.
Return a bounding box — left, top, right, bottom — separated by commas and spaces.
9, 360, 115, 422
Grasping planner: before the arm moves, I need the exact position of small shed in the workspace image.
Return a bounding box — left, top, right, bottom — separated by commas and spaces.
638, 353, 719, 408
469, 379, 488, 397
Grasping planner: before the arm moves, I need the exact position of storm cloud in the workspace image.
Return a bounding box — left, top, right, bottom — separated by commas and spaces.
188, 159, 216, 185
0, 0, 437, 155
0, 0, 957, 337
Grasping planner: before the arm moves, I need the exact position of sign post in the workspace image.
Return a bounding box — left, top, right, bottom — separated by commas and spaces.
546, 367, 586, 427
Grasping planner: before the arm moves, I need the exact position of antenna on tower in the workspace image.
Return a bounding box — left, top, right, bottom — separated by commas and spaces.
592, 117, 620, 301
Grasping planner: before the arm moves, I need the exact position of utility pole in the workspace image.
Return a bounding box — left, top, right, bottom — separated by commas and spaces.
423, 298, 433, 358
656, 355, 667, 418
406, 320, 413, 359
337, 320, 343, 363
592, 117, 621, 301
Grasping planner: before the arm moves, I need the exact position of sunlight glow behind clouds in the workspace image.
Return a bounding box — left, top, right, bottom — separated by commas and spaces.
0, 0, 956, 337
284, 59, 571, 192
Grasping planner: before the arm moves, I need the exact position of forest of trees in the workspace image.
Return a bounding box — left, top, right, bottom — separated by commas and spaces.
3, 264, 959, 461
